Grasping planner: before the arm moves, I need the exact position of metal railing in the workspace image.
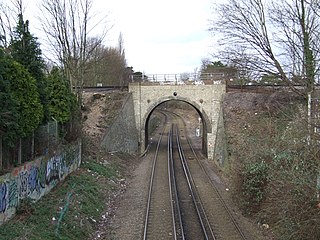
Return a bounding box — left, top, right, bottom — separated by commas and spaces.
130, 72, 226, 85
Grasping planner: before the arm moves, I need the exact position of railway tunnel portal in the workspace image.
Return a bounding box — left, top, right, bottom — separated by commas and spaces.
129, 76, 226, 161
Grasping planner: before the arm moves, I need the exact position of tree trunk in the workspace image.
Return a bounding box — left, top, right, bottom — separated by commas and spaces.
300, 0, 315, 93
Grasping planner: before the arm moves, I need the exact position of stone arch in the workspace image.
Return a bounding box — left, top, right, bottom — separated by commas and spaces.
142, 96, 211, 156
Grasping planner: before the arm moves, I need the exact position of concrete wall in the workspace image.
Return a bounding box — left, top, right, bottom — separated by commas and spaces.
0, 141, 81, 225
101, 93, 139, 153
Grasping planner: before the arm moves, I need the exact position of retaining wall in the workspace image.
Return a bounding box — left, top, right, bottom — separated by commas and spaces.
214, 103, 228, 166
101, 93, 139, 153
0, 140, 81, 225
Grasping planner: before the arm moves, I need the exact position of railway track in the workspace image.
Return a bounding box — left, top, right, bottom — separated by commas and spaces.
175, 116, 247, 239
143, 121, 174, 239
143, 110, 249, 239
173, 124, 215, 240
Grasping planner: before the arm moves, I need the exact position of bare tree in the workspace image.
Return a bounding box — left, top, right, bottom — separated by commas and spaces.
0, 0, 23, 47
0, 4, 10, 47
83, 38, 127, 88
83, 37, 106, 86
39, 0, 109, 104
117, 32, 127, 89
210, 0, 320, 95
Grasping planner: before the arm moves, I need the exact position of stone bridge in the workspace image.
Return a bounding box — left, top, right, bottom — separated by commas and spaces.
129, 80, 226, 161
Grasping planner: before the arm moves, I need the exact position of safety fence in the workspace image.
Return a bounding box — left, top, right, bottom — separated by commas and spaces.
0, 120, 59, 173
130, 72, 225, 85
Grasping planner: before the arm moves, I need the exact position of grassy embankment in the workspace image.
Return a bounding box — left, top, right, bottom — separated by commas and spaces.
0, 149, 129, 240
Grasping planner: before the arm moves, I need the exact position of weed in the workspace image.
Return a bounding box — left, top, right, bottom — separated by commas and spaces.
82, 160, 118, 179
226, 92, 320, 239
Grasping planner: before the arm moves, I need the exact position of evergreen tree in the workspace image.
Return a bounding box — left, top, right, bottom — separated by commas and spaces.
0, 49, 19, 147
46, 67, 77, 124
0, 49, 43, 145
9, 14, 48, 121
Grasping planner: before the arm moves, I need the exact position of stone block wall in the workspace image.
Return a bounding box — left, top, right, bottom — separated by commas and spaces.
0, 141, 82, 225
213, 104, 228, 166
101, 93, 139, 153
129, 83, 226, 160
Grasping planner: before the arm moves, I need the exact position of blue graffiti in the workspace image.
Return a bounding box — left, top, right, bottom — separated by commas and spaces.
39, 160, 46, 188
0, 183, 7, 213
28, 166, 38, 193
0, 142, 81, 225
46, 156, 61, 184
8, 180, 18, 209
19, 172, 28, 198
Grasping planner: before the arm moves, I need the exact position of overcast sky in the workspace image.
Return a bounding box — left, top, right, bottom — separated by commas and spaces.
25, 0, 218, 74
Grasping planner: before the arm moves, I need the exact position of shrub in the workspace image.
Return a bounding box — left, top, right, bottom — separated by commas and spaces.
242, 159, 269, 212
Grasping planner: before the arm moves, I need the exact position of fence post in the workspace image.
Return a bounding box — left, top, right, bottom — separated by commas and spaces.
52, 117, 58, 139
0, 135, 2, 170
18, 138, 22, 165
47, 122, 50, 153
308, 92, 312, 145
31, 131, 35, 158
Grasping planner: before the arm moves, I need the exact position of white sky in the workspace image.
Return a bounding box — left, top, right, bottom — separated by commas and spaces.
24, 0, 218, 74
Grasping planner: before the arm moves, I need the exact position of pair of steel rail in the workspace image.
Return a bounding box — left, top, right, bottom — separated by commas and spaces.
143, 111, 246, 239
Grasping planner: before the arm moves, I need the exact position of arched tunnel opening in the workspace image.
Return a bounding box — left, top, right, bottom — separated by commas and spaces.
144, 100, 208, 156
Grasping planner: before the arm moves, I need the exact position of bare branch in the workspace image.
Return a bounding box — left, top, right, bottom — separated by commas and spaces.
38, 0, 110, 104
210, 0, 320, 95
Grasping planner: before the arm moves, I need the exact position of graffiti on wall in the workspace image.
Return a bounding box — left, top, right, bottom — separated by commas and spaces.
0, 183, 7, 213
0, 141, 81, 224
7, 179, 18, 210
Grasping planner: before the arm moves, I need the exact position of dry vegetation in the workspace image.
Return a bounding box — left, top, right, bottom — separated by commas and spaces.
82, 91, 128, 156
224, 91, 320, 239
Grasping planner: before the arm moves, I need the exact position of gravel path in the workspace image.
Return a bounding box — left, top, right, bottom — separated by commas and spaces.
105, 153, 152, 240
